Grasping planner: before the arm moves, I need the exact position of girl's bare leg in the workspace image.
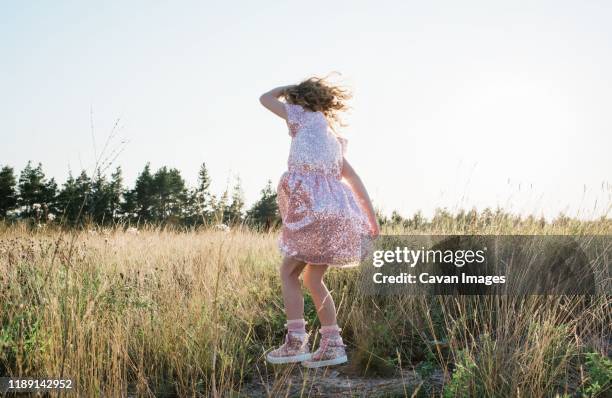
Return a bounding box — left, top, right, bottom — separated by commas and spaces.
302, 264, 336, 326
301, 264, 347, 368
280, 256, 307, 320
267, 257, 311, 364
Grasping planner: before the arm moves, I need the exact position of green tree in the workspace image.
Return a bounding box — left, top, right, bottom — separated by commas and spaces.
406, 210, 425, 230
224, 177, 244, 225
132, 163, 155, 222
108, 167, 124, 221
375, 208, 388, 227
184, 163, 214, 227
18, 162, 57, 219
197, 163, 211, 194
0, 166, 17, 217
432, 208, 453, 229
90, 170, 109, 223
213, 190, 229, 225
56, 170, 91, 225
246, 180, 280, 230
121, 188, 137, 222
57, 172, 79, 223
85, 168, 123, 225
152, 166, 187, 223
190, 162, 213, 224
390, 210, 403, 225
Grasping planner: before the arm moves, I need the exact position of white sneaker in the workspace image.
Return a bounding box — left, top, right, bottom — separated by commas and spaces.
266, 332, 312, 364
302, 336, 347, 368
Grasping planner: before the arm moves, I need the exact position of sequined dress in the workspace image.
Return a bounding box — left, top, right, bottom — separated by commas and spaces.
277, 103, 370, 268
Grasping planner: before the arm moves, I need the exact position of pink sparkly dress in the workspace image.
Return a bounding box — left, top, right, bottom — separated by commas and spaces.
277, 103, 370, 268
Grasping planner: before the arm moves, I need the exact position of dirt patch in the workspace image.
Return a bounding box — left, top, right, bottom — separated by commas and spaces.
240, 360, 448, 397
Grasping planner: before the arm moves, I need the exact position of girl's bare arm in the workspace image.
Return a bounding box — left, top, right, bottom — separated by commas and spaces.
341, 158, 379, 236
259, 85, 295, 119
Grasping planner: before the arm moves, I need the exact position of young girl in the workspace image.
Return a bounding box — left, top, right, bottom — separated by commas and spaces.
259, 76, 379, 368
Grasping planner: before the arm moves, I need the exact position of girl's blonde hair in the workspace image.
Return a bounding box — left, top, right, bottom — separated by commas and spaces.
283, 75, 351, 129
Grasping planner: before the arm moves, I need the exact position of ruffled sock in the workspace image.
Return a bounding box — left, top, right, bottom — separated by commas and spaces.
319, 324, 342, 340
286, 319, 307, 335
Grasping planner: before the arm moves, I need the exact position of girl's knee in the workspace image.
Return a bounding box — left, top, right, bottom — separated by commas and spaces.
303, 272, 323, 290
303, 264, 328, 290
279, 265, 294, 281
280, 257, 304, 281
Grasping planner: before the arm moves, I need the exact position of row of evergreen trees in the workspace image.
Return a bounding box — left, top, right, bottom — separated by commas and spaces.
2, 161, 602, 231
0, 162, 280, 229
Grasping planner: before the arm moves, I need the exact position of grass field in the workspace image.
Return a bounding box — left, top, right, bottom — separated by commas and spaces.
1, 217, 611, 397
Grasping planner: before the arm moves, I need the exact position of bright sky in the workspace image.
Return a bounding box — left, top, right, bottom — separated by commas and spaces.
1, 1, 611, 220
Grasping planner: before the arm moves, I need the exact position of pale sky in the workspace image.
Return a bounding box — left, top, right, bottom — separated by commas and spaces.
1, 1, 611, 220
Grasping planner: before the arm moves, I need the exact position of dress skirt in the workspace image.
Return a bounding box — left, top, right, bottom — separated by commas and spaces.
277, 170, 370, 268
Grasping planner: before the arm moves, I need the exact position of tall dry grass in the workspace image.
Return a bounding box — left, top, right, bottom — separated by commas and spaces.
0, 218, 610, 397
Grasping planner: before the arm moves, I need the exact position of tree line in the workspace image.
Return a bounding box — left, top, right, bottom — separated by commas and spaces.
0, 162, 280, 229
1, 161, 606, 231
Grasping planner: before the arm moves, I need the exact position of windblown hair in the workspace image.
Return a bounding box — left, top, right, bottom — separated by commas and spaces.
283, 76, 351, 129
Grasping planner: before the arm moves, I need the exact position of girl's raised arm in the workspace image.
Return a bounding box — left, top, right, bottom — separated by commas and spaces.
259, 85, 295, 119
341, 158, 380, 236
